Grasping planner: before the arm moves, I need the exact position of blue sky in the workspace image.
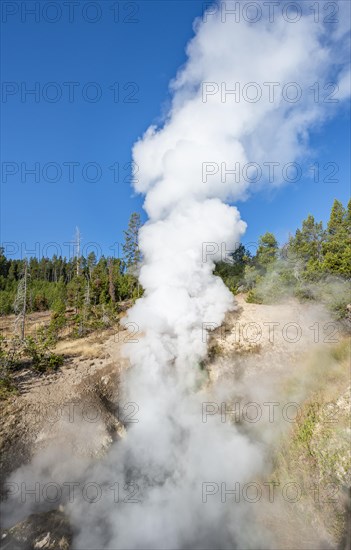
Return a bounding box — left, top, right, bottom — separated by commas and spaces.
1, 0, 350, 260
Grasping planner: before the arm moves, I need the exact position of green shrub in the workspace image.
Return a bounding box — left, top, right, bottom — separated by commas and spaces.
0, 377, 18, 400
0, 336, 22, 399
246, 289, 263, 304
24, 334, 64, 373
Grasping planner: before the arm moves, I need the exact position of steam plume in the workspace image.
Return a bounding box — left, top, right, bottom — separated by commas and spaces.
2, 3, 350, 549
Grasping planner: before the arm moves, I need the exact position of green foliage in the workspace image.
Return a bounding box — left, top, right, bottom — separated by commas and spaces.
214, 244, 251, 292
67, 302, 119, 339
322, 200, 351, 276
0, 214, 147, 390
289, 214, 325, 267
24, 332, 64, 373
1, 200, 349, 326
0, 377, 18, 400
311, 279, 351, 320
327, 199, 345, 236
0, 288, 15, 315
123, 212, 142, 272
122, 212, 142, 299
238, 199, 350, 315
1, 328, 64, 387
295, 401, 320, 456
0, 216, 145, 317
0, 336, 22, 399
246, 289, 263, 304
286, 200, 350, 280
255, 232, 278, 270
243, 264, 260, 290
0, 335, 23, 371
47, 306, 67, 339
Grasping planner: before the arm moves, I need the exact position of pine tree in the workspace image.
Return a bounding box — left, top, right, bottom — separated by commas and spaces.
123, 213, 142, 298
0, 248, 8, 278
255, 232, 278, 270
327, 199, 346, 236
123, 212, 141, 271
346, 198, 351, 233
289, 215, 325, 274
322, 199, 350, 276
86, 252, 97, 279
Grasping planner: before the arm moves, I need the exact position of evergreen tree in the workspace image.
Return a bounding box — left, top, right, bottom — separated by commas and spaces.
346, 198, 351, 233
0, 248, 8, 278
322, 199, 350, 276
123, 212, 142, 298
255, 232, 278, 270
123, 212, 141, 272
327, 199, 346, 236
288, 214, 326, 279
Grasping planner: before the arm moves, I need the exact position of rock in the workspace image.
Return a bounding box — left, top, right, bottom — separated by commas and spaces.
0, 509, 72, 550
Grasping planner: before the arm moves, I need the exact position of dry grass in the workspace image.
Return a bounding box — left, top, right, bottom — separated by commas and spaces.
54, 326, 120, 360
0, 311, 52, 338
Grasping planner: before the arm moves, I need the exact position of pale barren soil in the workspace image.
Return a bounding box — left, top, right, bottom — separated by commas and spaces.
1, 297, 350, 549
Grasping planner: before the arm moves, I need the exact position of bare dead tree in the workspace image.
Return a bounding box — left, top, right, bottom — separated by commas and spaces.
75, 226, 81, 277
14, 259, 29, 340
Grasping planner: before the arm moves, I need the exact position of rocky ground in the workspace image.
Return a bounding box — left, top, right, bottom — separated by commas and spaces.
0, 326, 130, 495
1, 296, 350, 549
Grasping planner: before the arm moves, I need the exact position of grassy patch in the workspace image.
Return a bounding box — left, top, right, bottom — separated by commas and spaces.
270, 338, 351, 545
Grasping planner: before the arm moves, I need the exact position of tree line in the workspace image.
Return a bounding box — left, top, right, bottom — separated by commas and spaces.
1, 200, 350, 322
215, 198, 351, 315
0, 213, 142, 317
0, 200, 350, 398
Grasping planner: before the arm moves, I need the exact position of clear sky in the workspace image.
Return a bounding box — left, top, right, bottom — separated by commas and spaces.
1, 0, 350, 260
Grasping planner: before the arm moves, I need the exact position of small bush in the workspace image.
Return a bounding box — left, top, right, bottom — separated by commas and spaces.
24, 334, 64, 373
46, 353, 64, 371
0, 376, 18, 400
0, 336, 21, 399
246, 289, 263, 304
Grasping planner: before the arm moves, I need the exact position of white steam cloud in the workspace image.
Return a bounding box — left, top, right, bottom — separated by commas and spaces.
133, 1, 350, 217
2, 2, 350, 549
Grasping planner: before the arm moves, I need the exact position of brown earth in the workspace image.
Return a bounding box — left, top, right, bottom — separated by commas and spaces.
0, 323, 130, 493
